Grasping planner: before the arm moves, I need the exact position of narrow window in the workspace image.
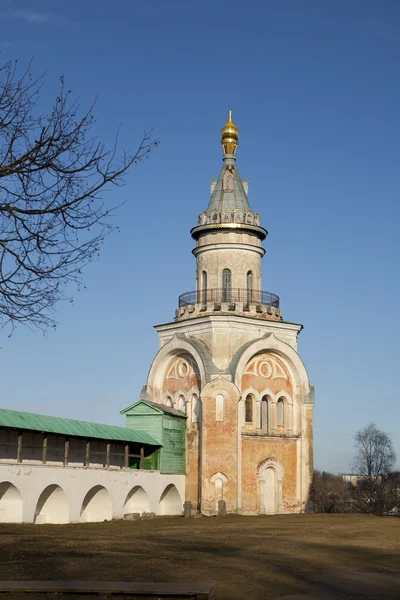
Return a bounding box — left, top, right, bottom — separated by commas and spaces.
222, 268, 232, 301
191, 394, 199, 423
261, 396, 269, 431
202, 271, 207, 304
216, 394, 224, 422
277, 398, 285, 426
178, 395, 186, 414
166, 396, 173, 408
245, 395, 253, 423
247, 271, 253, 304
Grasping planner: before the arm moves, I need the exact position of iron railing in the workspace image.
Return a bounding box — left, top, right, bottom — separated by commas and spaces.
178, 288, 280, 308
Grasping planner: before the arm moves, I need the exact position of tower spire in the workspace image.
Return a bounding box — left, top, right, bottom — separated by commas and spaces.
220, 110, 239, 155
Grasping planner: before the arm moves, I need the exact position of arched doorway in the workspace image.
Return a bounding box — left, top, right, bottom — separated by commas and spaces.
34, 485, 69, 524
258, 459, 285, 515
157, 484, 182, 516
80, 486, 112, 522
123, 486, 150, 516
0, 482, 22, 523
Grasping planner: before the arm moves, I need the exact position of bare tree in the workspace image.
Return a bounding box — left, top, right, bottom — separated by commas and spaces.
0, 59, 158, 332
353, 423, 397, 514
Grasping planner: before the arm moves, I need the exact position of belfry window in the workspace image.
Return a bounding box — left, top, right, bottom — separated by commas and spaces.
277, 398, 285, 426
247, 271, 253, 303
222, 268, 232, 301
202, 271, 208, 304
245, 395, 253, 423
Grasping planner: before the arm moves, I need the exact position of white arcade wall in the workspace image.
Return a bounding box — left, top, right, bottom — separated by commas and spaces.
0, 464, 185, 524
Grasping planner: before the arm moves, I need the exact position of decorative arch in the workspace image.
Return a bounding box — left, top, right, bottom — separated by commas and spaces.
80, 485, 112, 523
231, 333, 310, 399
157, 484, 183, 516
34, 484, 69, 524
222, 209, 233, 222
258, 458, 286, 514
123, 486, 150, 516
0, 482, 22, 523
146, 334, 217, 400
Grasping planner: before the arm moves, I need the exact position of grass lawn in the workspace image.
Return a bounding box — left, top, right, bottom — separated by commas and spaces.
0, 514, 399, 599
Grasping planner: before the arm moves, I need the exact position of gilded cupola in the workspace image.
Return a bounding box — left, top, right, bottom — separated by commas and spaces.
221, 110, 239, 155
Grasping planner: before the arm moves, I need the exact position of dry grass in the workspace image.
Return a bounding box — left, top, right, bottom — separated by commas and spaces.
0, 514, 399, 599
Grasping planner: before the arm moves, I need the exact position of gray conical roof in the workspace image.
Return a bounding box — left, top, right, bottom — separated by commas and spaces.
206, 155, 250, 213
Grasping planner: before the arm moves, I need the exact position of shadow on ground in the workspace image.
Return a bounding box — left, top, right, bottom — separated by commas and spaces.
0, 514, 399, 599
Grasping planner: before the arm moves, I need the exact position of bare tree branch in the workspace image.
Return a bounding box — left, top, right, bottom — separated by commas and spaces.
0, 58, 158, 332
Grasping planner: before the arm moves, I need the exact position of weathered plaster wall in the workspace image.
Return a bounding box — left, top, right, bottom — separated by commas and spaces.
200, 378, 240, 515
240, 437, 299, 513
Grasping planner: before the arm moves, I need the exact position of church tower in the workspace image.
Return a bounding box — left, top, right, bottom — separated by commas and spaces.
144, 112, 314, 515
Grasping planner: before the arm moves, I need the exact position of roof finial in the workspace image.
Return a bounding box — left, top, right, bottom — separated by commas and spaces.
221, 110, 239, 156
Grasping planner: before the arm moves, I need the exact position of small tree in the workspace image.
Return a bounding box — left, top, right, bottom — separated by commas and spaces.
353, 423, 397, 514
0, 59, 158, 332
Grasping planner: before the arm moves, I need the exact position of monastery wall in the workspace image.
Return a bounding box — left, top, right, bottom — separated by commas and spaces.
0, 463, 185, 524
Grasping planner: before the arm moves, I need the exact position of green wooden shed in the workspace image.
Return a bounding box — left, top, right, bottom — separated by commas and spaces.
120, 400, 186, 475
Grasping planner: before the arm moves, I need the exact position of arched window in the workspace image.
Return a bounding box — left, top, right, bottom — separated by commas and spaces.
246, 271, 253, 304
222, 268, 232, 301
202, 271, 207, 304
245, 395, 253, 423
166, 396, 173, 408
261, 395, 269, 432
277, 398, 285, 426
178, 395, 186, 414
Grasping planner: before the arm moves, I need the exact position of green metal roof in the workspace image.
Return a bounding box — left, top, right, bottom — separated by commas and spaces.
0, 408, 160, 447
121, 400, 187, 418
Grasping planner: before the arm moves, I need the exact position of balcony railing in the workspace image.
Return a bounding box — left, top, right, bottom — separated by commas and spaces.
178, 288, 280, 308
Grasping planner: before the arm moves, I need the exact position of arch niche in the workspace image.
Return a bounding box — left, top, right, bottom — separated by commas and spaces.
80, 485, 112, 522
0, 482, 22, 523
34, 484, 69, 524
258, 459, 285, 515
123, 486, 150, 516
157, 484, 183, 516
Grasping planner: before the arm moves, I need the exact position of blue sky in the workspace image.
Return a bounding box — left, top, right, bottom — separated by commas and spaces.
0, 0, 399, 473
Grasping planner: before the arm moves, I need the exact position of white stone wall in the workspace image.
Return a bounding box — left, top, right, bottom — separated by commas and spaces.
0, 463, 185, 524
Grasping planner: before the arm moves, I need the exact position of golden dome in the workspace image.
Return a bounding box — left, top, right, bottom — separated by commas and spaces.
221, 110, 239, 155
